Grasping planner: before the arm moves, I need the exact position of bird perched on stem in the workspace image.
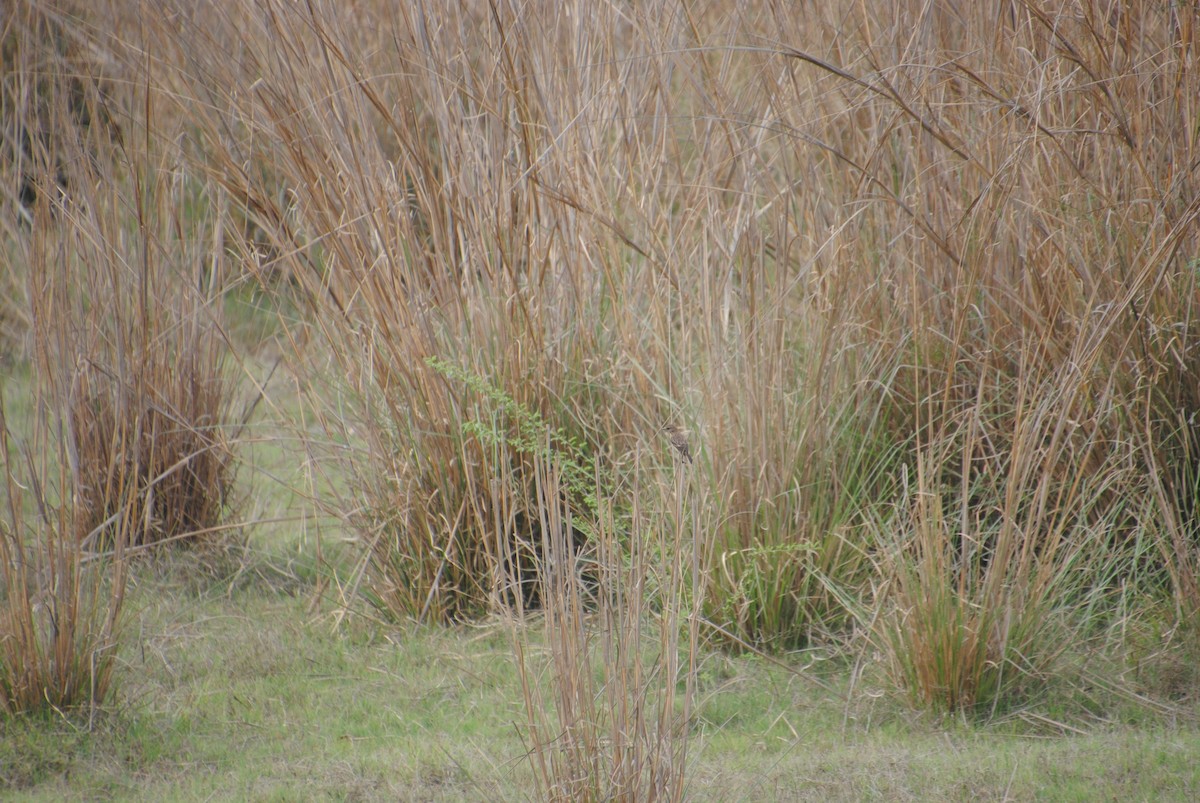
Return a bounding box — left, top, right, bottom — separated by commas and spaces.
663, 424, 692, 464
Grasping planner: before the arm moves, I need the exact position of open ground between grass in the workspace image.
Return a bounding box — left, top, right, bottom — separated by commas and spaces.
4, 581, 1200, 800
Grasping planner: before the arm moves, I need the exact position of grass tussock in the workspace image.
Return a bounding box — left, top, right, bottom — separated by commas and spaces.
0, 399, 127, 717
873, 380, 1136, 715
507, 452, 700, 801
2, 0, 244, 717
63, 296, 237, 554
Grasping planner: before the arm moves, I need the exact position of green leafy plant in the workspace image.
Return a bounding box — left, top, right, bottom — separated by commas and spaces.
428, 356, 607, 521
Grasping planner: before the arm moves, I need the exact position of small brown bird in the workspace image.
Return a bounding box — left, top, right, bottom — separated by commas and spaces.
664, 424, 693, 464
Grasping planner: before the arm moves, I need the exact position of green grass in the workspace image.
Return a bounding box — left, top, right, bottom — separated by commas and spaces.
1, 592, 524, 799
4, 563, 1200, 800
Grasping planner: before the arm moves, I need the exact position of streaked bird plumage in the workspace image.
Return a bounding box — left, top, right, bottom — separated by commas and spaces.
664, 424, 692, 464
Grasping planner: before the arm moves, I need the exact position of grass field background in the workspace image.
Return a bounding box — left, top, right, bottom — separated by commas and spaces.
3, 0, 1200, 799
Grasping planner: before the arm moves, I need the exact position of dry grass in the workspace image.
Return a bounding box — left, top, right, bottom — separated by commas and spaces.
0, 397, 128, 717
3, 0, 1200, 789
135, 0, 1200, 707
1, 0, 243, 716
504, 451, 701, 801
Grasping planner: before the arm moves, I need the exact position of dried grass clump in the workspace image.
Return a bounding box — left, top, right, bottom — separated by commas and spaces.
69, 338, 236, 552
1, 0, 244, 718
7, 0, 240, 556
0, 401, 128, 717
510, 454, 699, 802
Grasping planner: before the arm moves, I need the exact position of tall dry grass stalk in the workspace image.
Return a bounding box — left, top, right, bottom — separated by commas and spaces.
506, 449, 703, 801
1, 6, 118, 715
0, 396, 128, 717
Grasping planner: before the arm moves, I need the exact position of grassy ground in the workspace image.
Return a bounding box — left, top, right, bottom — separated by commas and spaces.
3, 568, 1200, 800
